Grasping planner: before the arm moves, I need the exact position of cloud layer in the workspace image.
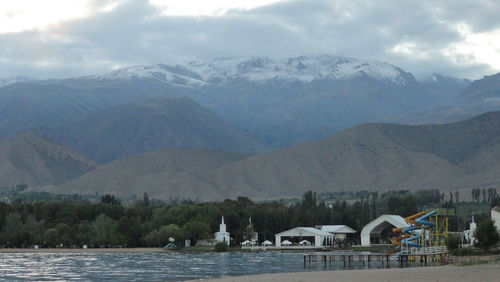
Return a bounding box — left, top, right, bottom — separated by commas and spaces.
1, 0, 499, 79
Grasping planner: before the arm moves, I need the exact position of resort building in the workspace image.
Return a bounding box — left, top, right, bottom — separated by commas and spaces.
360, 215, 409, 246
492, 206, 500, 232
319, 225, 357, 240
275, 227, 334, 247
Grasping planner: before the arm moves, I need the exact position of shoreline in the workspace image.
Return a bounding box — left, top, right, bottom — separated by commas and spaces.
0, 247, 170, 253
202, 262, 500, 282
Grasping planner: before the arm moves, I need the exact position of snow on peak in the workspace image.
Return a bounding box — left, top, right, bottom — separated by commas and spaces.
96, 64, 208, 87
98, 55, 412, 86
0, 76, 34, 88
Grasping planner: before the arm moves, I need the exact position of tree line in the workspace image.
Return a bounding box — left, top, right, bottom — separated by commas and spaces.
0, 188, 498, 248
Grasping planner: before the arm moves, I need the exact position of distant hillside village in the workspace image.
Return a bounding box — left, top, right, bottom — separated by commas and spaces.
0, 189, 499, 252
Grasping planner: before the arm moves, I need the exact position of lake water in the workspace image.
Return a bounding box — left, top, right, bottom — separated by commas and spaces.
0, 251, 409, 281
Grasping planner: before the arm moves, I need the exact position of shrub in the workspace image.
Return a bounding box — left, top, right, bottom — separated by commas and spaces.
450, 247, 474, 256
474, 218, 500, 252
446, 234, 460, 251
214, 242, 228, 252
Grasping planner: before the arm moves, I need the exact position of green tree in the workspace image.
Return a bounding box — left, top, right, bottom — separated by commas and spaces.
2, 212, 24, 246
90, 214, 119, 246
183, 221, 210, 244
159, 224, 183, 242
101, 194, 121, 205
118, 216, 143, 247
143, 224, 183, 247
474, 218, 500, 252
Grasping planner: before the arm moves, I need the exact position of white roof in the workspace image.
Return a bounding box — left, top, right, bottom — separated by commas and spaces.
320, 225, 356, 234
360, 215, 410, 246
262, 240, 273, 245
281, 240, 292, 245
276, 227, 332, 237
299, 240, 311, 244
241, 240, 251, 245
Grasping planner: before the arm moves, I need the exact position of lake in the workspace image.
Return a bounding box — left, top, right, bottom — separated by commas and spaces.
0, 251, 410, 281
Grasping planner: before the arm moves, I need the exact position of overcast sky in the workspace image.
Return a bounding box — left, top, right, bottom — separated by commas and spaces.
1, 0, 499, 80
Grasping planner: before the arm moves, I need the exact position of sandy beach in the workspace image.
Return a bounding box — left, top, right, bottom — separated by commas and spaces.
204, 263, 500, 282
0, 248, 169, 253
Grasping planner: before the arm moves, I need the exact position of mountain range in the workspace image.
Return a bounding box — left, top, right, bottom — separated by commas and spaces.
0, 55, 471, 147
39, 111, 500, 201
2, 54, 500, 201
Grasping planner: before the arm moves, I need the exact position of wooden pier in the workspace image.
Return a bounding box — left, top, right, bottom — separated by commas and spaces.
304, 253, 393, 268
304, 252, 449, 268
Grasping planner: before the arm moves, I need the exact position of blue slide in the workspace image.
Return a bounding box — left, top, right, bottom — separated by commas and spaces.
415, 210, 436, 227
401, 210, 436, 248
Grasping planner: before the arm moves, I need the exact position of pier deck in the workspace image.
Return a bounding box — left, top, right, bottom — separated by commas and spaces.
303, 252, 449, 267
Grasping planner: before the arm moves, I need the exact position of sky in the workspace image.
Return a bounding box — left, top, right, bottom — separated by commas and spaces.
0, 0, 499, 80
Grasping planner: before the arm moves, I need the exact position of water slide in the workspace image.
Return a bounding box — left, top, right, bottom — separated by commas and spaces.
388, 210, 436, 252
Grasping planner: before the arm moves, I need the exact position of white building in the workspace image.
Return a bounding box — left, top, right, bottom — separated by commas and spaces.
320, 225, 357, 240
463, 216, 477, 245
275, 227, 334, 247
214, 216, 230, 245
361, 215, 409, 246
492, 206, 500, 230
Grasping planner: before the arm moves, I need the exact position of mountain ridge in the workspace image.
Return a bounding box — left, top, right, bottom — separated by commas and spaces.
0, 132, 97, 187
46, 111, 500, 201
96, 55, 415, 86
34, 96, 268, 163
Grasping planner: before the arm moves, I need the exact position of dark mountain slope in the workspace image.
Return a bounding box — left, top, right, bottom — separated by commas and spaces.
0, 132, 97, 187
35, 96, 268, 163
0, 77, 184, 138
47, 148, 251, 200
400, 73, 500, 125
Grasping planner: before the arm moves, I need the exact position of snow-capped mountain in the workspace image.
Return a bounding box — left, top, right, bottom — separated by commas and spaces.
0, 55, 471, 148
97, 55, 415, 86
0, 76, 33, 87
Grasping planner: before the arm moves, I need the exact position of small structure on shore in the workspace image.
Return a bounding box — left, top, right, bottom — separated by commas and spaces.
214, 216, 230, 245
241, 240, 252, 246
319, 225, 356, 240
361, 215, 409, 246
261, 240, 273, 246
275, 227, 334, 247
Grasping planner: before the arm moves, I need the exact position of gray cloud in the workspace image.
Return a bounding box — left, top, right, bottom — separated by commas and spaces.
0, 0, 498, 79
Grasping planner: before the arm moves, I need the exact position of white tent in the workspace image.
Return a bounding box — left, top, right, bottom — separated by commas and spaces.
281, 240, 292, 246
299, 240, 311, 246
262, 240, 273, 246
275, 227, 334, 247
361, 215, 409, 246
241, 240, 252, 246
